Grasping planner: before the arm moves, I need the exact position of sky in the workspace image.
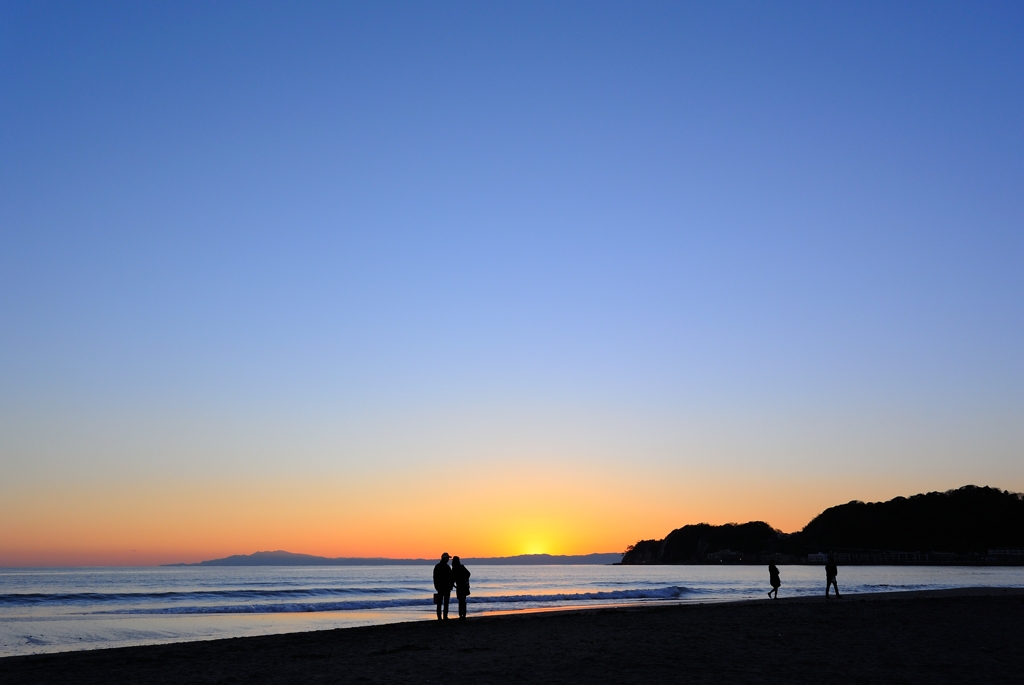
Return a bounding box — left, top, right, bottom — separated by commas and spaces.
1, 1, 1022, 566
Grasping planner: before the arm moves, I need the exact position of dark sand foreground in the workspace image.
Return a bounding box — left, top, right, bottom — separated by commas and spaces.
2, 588, 1022, 684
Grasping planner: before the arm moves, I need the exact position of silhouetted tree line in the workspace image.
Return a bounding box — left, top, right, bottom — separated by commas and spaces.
620, 486, 1024, 564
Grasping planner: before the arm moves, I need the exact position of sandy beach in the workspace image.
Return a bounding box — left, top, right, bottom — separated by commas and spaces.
2, 587, 1021, 684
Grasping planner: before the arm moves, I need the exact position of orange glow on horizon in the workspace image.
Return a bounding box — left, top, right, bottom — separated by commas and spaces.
0, 458, 977, 566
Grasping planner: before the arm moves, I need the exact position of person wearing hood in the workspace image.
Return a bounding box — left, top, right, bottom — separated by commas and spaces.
452, 556, 471, 620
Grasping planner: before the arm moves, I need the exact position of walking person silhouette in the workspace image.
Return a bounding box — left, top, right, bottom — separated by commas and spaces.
825, 552, 841, 599
452, 556, 471, 620
767, 562, 781, 599
433, 553, 454, 620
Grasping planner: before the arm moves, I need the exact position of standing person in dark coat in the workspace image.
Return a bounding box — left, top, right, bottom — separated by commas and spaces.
433, 553, 454, 620
452, 556, 471, 620
825, 552, 841, 599
767, 562, 781, 599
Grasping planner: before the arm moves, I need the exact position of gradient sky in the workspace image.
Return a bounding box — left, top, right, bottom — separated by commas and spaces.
2, 2, 1022, 566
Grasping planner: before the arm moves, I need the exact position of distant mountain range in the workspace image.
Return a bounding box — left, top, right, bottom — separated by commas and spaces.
622, 485, 1024, 564
164, 551, 623, 567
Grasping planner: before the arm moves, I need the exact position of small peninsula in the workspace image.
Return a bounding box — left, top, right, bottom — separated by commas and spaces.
621, 485, 1024, 565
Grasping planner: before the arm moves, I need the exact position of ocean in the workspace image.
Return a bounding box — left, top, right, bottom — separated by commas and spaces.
2, 564, 1023, 657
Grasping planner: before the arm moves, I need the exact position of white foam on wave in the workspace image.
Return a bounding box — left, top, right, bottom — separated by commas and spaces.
100, 586, 694, 615
0, 586, 421, 606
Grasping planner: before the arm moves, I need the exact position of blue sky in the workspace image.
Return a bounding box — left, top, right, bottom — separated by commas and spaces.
1, 2, 1022, 561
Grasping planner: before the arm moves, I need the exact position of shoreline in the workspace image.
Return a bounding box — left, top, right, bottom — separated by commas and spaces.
9, 563, 1023, 661
2, 587, 1023, 684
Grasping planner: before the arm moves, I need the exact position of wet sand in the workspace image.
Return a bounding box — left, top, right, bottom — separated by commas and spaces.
2, 587, 1022, 684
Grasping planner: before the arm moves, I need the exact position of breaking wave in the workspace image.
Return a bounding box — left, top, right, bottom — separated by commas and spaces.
0, 587, 422, 606
108, 586, 692, 614
9, 585, 693, 615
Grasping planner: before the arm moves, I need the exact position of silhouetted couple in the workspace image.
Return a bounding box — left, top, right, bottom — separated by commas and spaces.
433, 552, 471, 620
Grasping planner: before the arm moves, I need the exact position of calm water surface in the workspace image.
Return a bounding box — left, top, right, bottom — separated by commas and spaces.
2, 564, 1023, 657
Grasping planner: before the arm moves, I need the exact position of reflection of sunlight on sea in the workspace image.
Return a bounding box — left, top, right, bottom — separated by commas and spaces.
2, 565, 1023, 657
